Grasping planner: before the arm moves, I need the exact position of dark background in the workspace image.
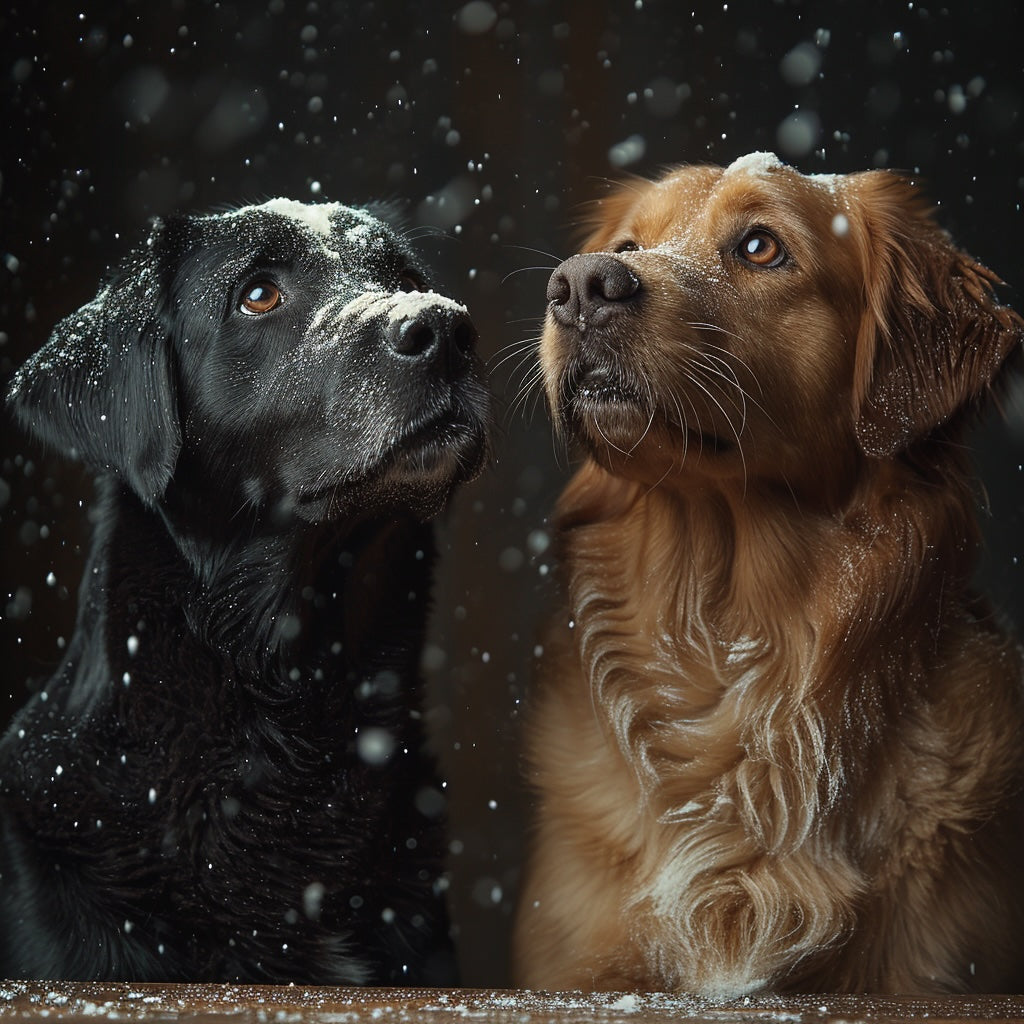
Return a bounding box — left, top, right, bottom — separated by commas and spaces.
2, 0, 1022, 987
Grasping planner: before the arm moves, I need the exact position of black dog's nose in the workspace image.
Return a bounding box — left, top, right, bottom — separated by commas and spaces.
547, 253, 640, 328
389, 305, 477, 372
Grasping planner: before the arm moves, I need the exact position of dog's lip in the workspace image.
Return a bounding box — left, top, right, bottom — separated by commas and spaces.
566, 369, 644, 407
564, 370, 731, 453
391, 409, 481, 457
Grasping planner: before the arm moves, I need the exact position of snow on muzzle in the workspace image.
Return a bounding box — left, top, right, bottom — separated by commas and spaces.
311, 287, 477, 378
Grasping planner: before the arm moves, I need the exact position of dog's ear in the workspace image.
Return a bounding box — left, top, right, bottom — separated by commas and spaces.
6, 219, 182, 504
579, 176, 651, 253
849, 171, 1023, 457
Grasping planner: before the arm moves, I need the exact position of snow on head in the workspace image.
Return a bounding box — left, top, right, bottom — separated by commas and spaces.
207, 199, 392, 262
725, 152, 845, 200
724, 152, 785, 178
257, 197, 341, 238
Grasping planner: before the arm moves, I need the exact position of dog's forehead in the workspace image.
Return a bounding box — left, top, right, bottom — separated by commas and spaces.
720, 152, 849, 203
621, 154, 847, 249
653, 154, 846, 211
192, 199, 400, 264
647, 165, 722, 221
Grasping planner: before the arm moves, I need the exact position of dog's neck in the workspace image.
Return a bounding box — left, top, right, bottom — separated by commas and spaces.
65, 474, 433, 717
557, 463, 814, 641
557, 456, 978, 641
554, 456, 981, 848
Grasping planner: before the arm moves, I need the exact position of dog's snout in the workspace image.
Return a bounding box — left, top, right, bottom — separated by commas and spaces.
389, 306, 477, 370
546, 272, 572, 306
548, 253, 640, 328
391, 317, 436, 357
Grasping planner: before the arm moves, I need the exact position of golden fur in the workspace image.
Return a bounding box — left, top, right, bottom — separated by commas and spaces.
513, 154, 1024, 996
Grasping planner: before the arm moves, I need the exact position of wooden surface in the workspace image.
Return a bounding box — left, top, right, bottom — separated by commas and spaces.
0, 984, 1023, 1023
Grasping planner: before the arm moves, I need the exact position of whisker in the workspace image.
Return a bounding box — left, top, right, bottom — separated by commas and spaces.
687, 374, 748, 493
645, 350, 696, 470
668, 380, 697, 470
505, 315, 549, 327
689, 360, 747, 432
584, 175, 645, 197
487, 336, 542, 373
505, 355, 547, 411
505, 347, 544, 384
697, 352, 777, 429
682, 325, 762, 389
507, 365, 547, 425
528, 380, 551, 425
678, 331, 776, 426
594, 417, 630, 457
626, 372, 658, 455
501, 265, 559, 284
647, 346, 743, 476
505, 243, 567, 263
229, 498, 255, 524
643, 458, 677, 498
684, 321, 746, 344
400, 225, 449, 242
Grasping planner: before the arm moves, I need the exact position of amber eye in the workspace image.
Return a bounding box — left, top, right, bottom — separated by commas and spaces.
240, 281, 283, 315
614, 240, 639, 254
400, 270, 426, 292
737, 229, 785, 268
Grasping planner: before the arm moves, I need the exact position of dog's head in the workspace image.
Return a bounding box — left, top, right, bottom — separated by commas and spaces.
8, 199, 490, 523
541, 153, 1022, 490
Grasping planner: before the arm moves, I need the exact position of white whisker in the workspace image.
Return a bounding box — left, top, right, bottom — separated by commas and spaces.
505, 243, 567, 263
683, 323, 765, 399
488, 336, 542, 373
689, 361, 747, 433
626, 373, 659, 455
501, 265, 559, 284
507, 365, 547, 425
399, 224, 449, 243
594, 415, 631, 456
687, 373, 748, 492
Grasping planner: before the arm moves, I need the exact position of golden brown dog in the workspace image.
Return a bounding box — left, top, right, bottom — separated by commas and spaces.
513, 153, 1024, 996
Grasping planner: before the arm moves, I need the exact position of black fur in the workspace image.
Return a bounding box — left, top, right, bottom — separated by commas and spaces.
1, 200, 490, 983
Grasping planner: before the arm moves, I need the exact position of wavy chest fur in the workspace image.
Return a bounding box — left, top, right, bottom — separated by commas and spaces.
537, 480, 879, 994
518, 456, 1024, 996
567, 487, 845, 838
523, 460, 1024, 996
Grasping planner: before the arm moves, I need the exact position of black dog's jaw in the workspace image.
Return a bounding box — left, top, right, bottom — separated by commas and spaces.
1, 200, 489, 983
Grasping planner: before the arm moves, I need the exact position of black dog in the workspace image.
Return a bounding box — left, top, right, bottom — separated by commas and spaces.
1, 199, 489, 983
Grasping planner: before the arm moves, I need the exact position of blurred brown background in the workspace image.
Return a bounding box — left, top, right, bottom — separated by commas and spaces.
2, 0, 1023, 987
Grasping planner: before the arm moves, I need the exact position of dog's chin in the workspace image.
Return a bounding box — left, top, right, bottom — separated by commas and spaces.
296, 416, 488, 524
562, 386, 732, 471
375, 417, 489, 519
558, 369, 642, 437
566, 392, 648, 449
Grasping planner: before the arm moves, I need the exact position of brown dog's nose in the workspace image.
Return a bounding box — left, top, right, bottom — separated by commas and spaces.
547, 253, 640, 328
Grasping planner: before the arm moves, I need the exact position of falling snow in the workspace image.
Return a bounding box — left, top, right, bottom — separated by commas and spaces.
2, 0, 1023, 994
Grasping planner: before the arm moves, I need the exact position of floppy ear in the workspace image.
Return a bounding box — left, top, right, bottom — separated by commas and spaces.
579, 175, 651, 252
850, 171, 1023, 457
6, 220, 182, 504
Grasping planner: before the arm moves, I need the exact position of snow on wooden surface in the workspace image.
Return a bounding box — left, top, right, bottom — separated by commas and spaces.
0, 984, 1023, 1023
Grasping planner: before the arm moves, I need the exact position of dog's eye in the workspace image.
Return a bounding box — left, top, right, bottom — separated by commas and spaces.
614, 240, 639, 254
737, 230, 786, 268
240, 281, 283, 315
400, 271, 426, 293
